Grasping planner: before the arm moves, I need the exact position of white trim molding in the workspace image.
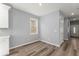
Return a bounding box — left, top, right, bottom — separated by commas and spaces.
10, 40, 39, 50
10, 39, 64, 50
40, 40, 60, 47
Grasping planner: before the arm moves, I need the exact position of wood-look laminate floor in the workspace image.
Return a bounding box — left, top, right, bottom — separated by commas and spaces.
9, 38, 79, 56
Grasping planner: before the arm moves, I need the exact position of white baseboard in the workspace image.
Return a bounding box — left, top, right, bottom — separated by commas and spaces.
10, 40, 39, 50
40, 40, 60, 47
64, 39, 68, 40
58, 40, 64, 46
10, 39, 64, 50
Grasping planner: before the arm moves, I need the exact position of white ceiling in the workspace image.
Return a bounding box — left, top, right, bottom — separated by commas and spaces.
10, 3, 79, 17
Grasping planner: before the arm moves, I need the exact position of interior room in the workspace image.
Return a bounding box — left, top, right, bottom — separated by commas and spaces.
0, 3, 79, 56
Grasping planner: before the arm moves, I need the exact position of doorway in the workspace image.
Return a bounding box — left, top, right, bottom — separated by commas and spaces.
70, 19, 79, 38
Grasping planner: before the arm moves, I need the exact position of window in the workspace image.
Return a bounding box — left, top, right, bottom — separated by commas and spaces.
30, 18, 38, 35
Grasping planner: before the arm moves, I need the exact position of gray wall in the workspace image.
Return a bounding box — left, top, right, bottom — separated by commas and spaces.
59, 11, 64, 44
0, 7, 39, 48
40, 11, 61, 46
64, 18, 70, 40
